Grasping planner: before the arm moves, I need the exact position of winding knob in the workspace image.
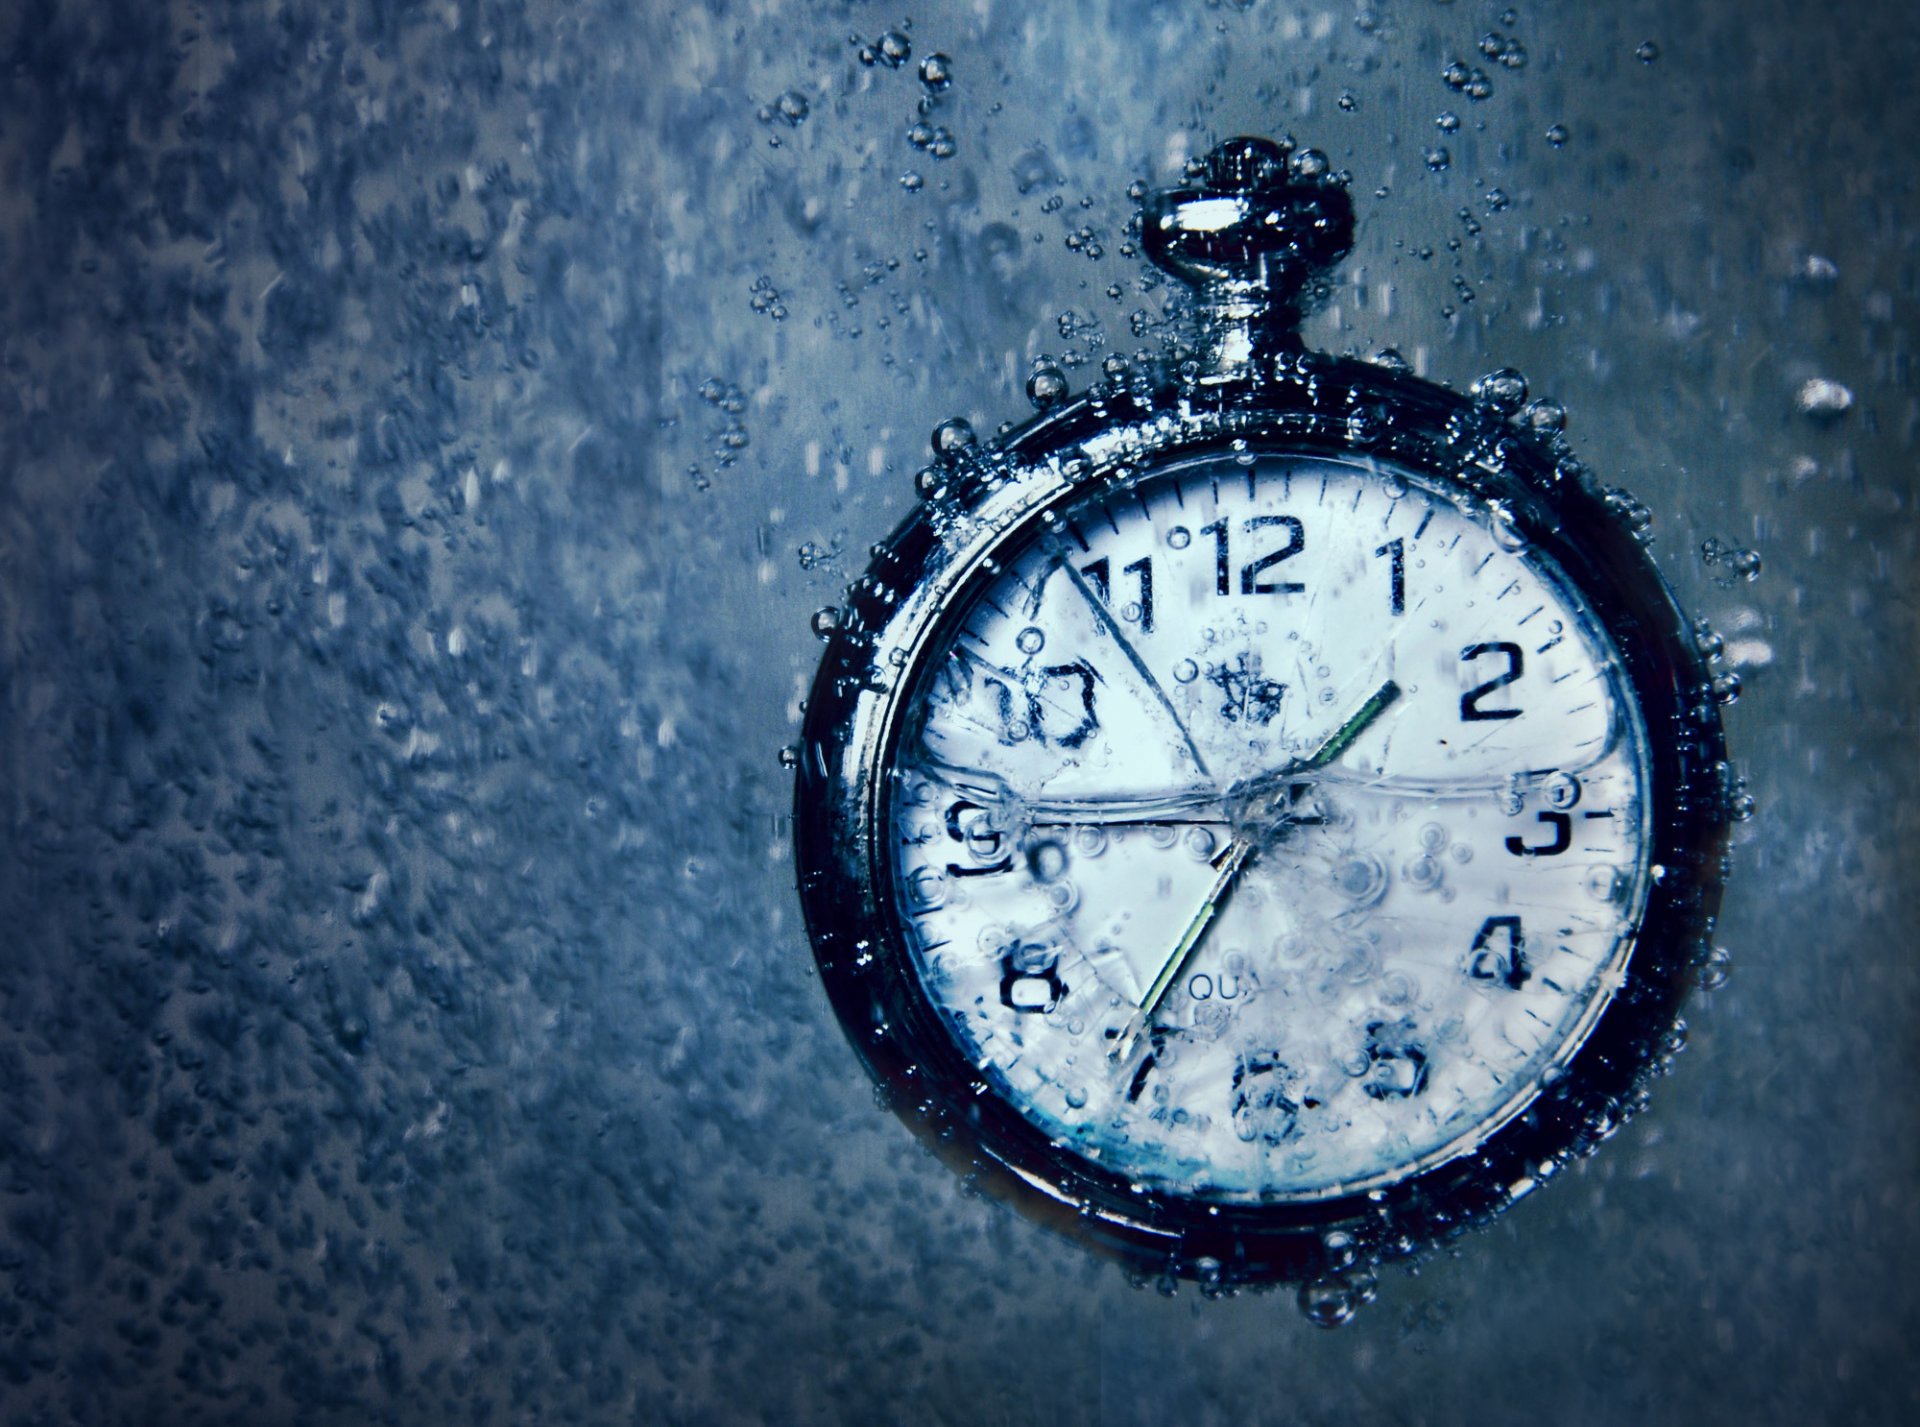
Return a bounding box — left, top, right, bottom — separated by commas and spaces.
1141, 136, 1355, 330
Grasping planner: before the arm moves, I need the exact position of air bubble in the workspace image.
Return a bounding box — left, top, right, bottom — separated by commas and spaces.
1471, 368, 1529, 414
1545, 123, 1570, 147
1026, 360, 1069, 409
918, 52, 952, 92
1374, 348, 1412, 375
1697, 945, 1732, 990
778, 745, 800, 769
877, 30, 911, 67
1166, 526, 1192, 550
1173, 659, 1198, 683
1635, 39, 1660, 63
1424, 147, 1451, 172
1693, 618, 1724, 661
1288, 148, 1331, 181
931, 416, 976, 456
1519, 398, 1566, 435
1016, 626, 1046, 655
1298, 1269, 1376, 1328
900, 171, 924, 192
760, 90, 810, 128
1436, 112, 1461, 134
810, 607, 841, 639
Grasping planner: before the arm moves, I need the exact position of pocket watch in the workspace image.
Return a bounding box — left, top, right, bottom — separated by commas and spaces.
792, 137, 1735, 1315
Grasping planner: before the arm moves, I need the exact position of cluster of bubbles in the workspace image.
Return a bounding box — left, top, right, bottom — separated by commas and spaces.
906, 119, 956, 159
855, 29, 913, 68
697, 376, 749, 471
1478, 29, 1528, 70
758, 90, 809, 129
854, 27, 956, 189
1700, 537, 1764, 586
748, 275, 787, 322
796, 534, 844, 572
1442, 58, 1495, 102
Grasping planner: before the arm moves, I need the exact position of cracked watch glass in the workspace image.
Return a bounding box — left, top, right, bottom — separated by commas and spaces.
892, 452, 1650, 1202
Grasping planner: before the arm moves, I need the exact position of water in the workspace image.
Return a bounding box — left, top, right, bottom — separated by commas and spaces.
0, 1, 1915, 1423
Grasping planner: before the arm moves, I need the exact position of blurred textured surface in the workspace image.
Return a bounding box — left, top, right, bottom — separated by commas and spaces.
0, 1, 1914, 1423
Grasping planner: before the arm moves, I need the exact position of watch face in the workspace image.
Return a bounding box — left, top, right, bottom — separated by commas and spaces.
885, 450, 1652, 1203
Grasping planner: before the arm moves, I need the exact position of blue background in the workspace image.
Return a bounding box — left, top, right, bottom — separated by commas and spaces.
1, 1, 1914, 1422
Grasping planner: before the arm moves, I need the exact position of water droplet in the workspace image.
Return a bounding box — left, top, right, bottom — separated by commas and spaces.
1337, 91, 1358, 111
907, 120, 934, 149
1635, 39, 1661, 64
1436, 111, 1461, 134
1471, 368, 1529, 414
877, 30, 912, 67
810, 607, 841, 639
1016, 626, 1046, 655
1710, 672, 1741, 705
1165, 526, 1192, 550
1374, 347, 1412, 374
900, 170, 924, 192
1026, 360, 1068, 409
1173, 659, 1198, 684
918, 52, 952, 91
932, 417, 976, 456
778, 744, 800, 769
1545, 122, 1570, 148
1424, 146, 1452, 172
1795, 377, 1853, 421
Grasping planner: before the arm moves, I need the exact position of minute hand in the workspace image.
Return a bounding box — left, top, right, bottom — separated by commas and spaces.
1107, 680, 1402, 1064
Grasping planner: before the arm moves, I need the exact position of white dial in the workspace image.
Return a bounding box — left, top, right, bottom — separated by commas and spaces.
887, 451, 1653, 1202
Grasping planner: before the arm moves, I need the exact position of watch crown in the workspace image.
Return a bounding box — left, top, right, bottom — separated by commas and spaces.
1140, 136, 1356, 372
